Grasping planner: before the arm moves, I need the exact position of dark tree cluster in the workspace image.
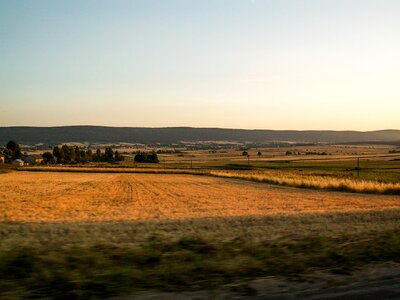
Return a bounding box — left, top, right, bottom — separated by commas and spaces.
134, 151, 159, 163
286, 151, 328, 156
1, 140, 22, 163
389, 149, 400, 154
51, 145, 124, 164
156, 149, 182, 154
41, 151, 54, 163
305, 151, 328, 156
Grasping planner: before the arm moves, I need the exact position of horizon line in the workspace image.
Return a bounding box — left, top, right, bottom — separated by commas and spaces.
0, 125, 399, 132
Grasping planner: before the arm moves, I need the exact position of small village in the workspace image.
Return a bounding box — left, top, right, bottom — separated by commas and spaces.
0, 152, 43, 166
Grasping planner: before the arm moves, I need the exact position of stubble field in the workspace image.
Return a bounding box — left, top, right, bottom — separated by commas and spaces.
1, 172, 400, 223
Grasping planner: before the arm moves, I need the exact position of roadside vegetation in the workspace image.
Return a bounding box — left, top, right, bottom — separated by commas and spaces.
1, 212, 399, 299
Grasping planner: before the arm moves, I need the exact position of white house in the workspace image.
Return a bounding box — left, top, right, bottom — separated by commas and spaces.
12, 159, 24, 166
23, 155, 43, 165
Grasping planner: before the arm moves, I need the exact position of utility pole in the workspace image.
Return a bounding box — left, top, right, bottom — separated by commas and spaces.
190, 159, 193, 169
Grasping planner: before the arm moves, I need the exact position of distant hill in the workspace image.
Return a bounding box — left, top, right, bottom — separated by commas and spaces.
0, 126, 400, 145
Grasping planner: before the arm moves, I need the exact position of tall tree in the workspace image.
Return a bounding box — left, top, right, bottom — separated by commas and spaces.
61, 145, 71, 162
114, 151, 124, 162
53, 146, 63, 163
6, 140, 22, 160
42, 152, 54, 164
74, 146, 81, 162
80, 150, 87, 162
86, 149, 93, 158
105, 147, 114, 162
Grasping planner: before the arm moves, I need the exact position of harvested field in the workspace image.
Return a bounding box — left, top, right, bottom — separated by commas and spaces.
1, 172, 399, 223
20, 164, 400, 194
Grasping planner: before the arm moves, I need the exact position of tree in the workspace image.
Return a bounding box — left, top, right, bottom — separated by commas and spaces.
148, 151, 159, 163
59, 147, 66, 163
114, 151, 124, 162
79, 150, 87, 163
2, 148, 13, 163
257, 151, 262, 157
74, 146, 81, 162
53, 146, 62, 163
134, 151, 158, 163
93, 149, 101, 162
61, 145, 71, 162
43, 145, 122, 165
242, 151, 248, 156
105, 147, 114, 162
6, 140, 22, 160
86, 149, 93, 160
134, 152, 146, 163
42, 152, 54, 164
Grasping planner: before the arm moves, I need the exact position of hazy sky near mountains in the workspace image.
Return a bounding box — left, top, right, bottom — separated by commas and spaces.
1, 0, 399, 130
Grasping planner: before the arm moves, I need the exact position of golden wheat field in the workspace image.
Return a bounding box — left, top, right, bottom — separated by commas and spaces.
209, 170, 400, 194
1, 171, 399, 223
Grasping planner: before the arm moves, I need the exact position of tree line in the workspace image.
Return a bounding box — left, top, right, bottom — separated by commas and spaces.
0, 140, 22, 163
47, 145, 124, 164
0, 140, 124, 164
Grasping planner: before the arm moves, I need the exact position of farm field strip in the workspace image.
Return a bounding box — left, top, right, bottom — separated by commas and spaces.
18, 164, 400, 194
209, 170, 400, 194
1, 172, 399, 223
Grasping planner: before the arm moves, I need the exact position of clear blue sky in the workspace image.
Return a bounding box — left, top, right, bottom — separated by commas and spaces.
1, 0, 399, 130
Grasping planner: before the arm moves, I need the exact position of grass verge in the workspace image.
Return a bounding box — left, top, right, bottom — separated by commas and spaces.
1, 231, 399, 299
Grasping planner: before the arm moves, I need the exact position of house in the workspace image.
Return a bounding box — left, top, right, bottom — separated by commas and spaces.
12, 159, 25, 166
23, 155, 44, 165
0, 155, 4, 164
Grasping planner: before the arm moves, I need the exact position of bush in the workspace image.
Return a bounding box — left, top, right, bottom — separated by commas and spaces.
134, 152, 159, 163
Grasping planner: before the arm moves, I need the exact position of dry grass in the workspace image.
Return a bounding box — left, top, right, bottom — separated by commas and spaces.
209, 170, 400, 195
1, 211, 400, 251
1, 172, 400, 223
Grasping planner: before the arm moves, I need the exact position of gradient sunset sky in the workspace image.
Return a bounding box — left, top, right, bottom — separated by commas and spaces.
1, 0, 399, 130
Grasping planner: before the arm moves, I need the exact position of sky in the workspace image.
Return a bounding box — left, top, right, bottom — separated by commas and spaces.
1, 0, 399, 130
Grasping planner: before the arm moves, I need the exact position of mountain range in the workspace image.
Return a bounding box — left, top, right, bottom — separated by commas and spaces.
0, 126, 399, 146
